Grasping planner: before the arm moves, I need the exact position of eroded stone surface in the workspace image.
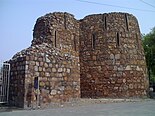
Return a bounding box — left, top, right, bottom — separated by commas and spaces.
80, 13, 148, 98
9, 12, 148, 109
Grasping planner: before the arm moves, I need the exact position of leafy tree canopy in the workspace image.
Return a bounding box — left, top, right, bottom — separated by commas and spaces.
143, 27, 155, 84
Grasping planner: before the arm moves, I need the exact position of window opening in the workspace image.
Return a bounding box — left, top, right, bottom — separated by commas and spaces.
116, 32, 120, 46
125, 14, 129, 31
64, 13, 67, 29
54, 31, 57, 47
104, 16, 107, 30
92, 34, 96, 49
73, 35, 77, 51
136, 34, 139, 49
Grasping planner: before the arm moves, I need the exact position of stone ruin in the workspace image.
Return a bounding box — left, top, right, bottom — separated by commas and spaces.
8, 12, 149, 108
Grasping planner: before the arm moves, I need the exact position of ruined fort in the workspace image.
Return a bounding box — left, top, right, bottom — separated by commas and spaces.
9, 12, 148, 108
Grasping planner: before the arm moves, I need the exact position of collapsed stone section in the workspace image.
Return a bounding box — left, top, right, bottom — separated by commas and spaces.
9, 12, 148, 108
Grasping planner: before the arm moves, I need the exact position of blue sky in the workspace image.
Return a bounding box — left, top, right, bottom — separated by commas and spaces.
1, 0, 155, 61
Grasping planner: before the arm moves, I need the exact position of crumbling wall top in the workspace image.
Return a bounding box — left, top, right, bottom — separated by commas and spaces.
32, 12, 79, 46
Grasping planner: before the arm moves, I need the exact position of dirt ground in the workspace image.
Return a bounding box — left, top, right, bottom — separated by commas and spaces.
0, 98, 155, 116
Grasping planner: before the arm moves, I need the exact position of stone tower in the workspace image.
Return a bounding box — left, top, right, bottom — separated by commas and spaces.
9, 12, 148, 108
79, 13, 148, 98
9, 12, 80, 108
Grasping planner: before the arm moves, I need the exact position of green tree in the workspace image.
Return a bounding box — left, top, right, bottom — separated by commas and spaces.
143, 27, 155, 85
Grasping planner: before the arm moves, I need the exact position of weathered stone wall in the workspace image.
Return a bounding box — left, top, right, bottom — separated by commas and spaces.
79, 12, 148, 98
23, 44, 79, 108
32, 12, 79, 51
9, 12, 148, 108
9, 57, 26, 107
9, 12, 80, 108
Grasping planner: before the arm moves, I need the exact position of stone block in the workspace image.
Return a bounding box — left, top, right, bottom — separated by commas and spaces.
125, 65, 131, 70
67, 68, 71, 73
129, 84, 134, 89
52, 68, 57, 72
50, 90, 57, 95
34, 66, 38, 71
58, 68, 63, 72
